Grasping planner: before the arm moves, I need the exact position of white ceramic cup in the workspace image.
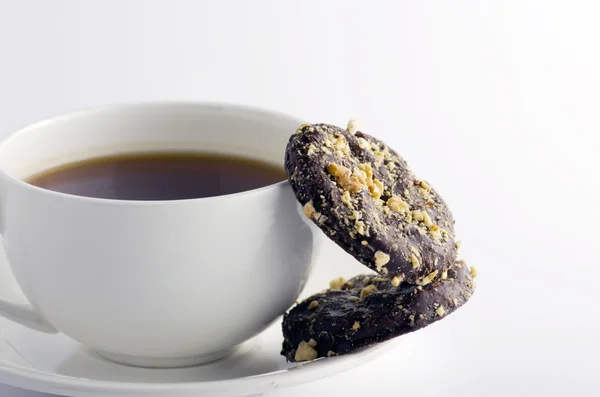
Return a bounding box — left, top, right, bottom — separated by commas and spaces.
0, 102, 324, 368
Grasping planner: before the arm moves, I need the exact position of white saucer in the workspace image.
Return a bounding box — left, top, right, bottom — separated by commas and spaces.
0, 244, 408, 397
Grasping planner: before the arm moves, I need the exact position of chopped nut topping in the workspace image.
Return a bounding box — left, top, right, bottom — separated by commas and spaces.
357, 137, 369, 149
349, 210, 367, 235
387, 196, 410, 214
382, 204, 392, 215
357, 163, 373, 180
408, 245, 420, 256
352, 321, 361, 331
329, 276, 348, 290
429, 225, 442, 240
374, 251, 390, 273
346, 163, 384, 199
327, 350, 337, 357
341, 190, 352, 206
361, 240, 368, 246
296, 123, 311, 134
303, 200, 320, 220
328, 163, 365, 193
369, 179, 384, 199
419, 181, 431, 191
408, 314, 416, 327
470, 266, 478, 278
334, 135, 350, 156
307, 144, 318, 156
324, 136, 334, 148
387, 161, 396, 170
353, 167, 367, 183
441, 271, 448, 280
294, 341, 318, 362
455, 240, 462, 249
347, 119, 360, 134
347, 296, 359, 302
411, 209, 448, 242
355, 220, 366, 235
308, 300, 319, 310
410, 254, 420, 269
391, 275, 403, 286
435, 305, 446, 316
308, 338, 318, 347
360, 284, 378, 300
417, 270, 439, 286
364, 141, 386, 165
418, 187, 433, 202
412, 210, 433, 227
328, 162, 350, 179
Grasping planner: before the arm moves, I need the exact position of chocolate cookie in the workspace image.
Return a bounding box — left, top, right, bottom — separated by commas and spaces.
281, 261, 476, 362
285, 122, 457, 285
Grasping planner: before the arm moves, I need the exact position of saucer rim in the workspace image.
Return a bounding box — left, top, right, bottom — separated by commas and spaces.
0, 336, 401, 397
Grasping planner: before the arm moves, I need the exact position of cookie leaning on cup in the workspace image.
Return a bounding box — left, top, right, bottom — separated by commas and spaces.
285, 121, 458, 285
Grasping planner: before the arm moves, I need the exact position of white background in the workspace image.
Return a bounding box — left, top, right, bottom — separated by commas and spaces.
1, 0, 599, 396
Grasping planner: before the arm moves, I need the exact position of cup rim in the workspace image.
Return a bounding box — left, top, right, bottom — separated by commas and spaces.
0, 101, 304, 206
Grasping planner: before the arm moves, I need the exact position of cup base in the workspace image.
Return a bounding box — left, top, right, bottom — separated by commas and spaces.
94, 346, 238, 368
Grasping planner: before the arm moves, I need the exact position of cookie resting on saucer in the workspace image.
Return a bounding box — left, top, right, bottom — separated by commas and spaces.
281, 261, 476, 362
285, 122, 457, 285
